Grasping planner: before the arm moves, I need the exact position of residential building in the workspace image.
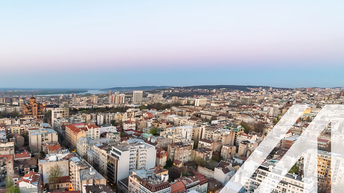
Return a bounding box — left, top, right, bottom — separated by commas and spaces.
128, 168, 171, 193
69, 156, 106, 192
0, 141, 14, 155
109, 142, 156, 182
133, 91, 143, 104
168, 143, 193, 163
156, 147, 168, 167
244, 160, 314, 193
29, 128, 58, 153
65, 124, 99, 148
38, 151, 70, 184
17, 171, 43, 193
195, 98, 207, 107
92, 143, 111, 177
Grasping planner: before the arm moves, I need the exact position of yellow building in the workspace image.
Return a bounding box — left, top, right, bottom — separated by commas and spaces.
65, 124, 86, 149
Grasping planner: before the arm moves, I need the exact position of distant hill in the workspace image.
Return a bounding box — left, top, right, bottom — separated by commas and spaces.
103, 86, 171, 92
103, 85, 290, 92
176, 85, 292, 91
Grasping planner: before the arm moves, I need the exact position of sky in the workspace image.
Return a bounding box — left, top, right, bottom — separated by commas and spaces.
0, 0, 344, 88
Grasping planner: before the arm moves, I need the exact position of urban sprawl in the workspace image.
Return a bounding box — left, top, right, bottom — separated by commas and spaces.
0, 86, 342, 193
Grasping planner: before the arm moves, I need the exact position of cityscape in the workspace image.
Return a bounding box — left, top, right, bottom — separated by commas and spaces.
1, 1, 344, 193
0, 86, 343, 193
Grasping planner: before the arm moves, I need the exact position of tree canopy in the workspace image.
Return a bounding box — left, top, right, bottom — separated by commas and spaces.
49, 164, 63, 191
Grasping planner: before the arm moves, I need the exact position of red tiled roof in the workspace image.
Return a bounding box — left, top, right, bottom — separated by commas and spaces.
156, 147, 168, 158
66, 124, 82, 134
0, 154, 13, 161
171, 181, 186, 193
15, 151, 31, 159
66, 123, 99, 134
16, 171, 41, 186
48, 144, 63, 152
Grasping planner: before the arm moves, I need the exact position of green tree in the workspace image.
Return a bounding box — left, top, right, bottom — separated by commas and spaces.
120, 129, 126, 138
289, 163, 299, 174
48, 164, 63, 191
150, 127, 158, 135
5, 175, 20, 193
241, 122, 253, 134
165, 159, 173, 168
39, 151, 46, 159
182, 168, 188, 176
6, 175, 14, 188
110, 120, 117, 126
139, 105, 147, 110
6, 186, 19, 193
195, 156, 206, 167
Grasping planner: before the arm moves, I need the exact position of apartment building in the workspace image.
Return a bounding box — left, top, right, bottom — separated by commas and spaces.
76, 137, 109, 159
244, 161, 314, 193
133, 90, 143, 104
110, 94, 126, 105
38, 154, 70, 184
0, 141, 14, 155
0, 154, 14, 180
70, 156, 106, 192
29, 128, 58, 153
128, 169, 171, 193
123, 120, 136, 130
109, 142, 156, 183
195, 98, 207, 107
168, 143, 193, 163
92, 143, 111, 177
221, 145, 237, 160
238, 140, 258, 158
156, 147, 168, 167
65, 123, 99, 148
198, 139, 221, 152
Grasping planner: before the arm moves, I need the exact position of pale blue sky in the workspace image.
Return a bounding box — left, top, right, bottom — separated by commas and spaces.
0, 1, 343, 88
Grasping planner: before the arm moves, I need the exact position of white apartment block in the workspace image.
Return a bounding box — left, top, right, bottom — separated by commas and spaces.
109, 142, 156, 182
69, 156, 106, 192
133, 90, 143, 104
245, 161, 314, 193
76, 137, 109, 159
84, 124, 100, 140
96, 114, 104, 126
195, 98, 207, 106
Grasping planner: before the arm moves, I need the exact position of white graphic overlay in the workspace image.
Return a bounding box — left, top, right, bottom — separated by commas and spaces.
221, 105, 344, 193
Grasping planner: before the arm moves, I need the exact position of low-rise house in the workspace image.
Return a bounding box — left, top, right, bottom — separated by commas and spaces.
128, 168, 171, 193
17, 171, 42, 193
14, 150, 31, 160
42, 143, 63, 154
156, 147, 168, 167
48, 176, 71, 191
14, 157, 37, 175
214, 161, 235, 186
